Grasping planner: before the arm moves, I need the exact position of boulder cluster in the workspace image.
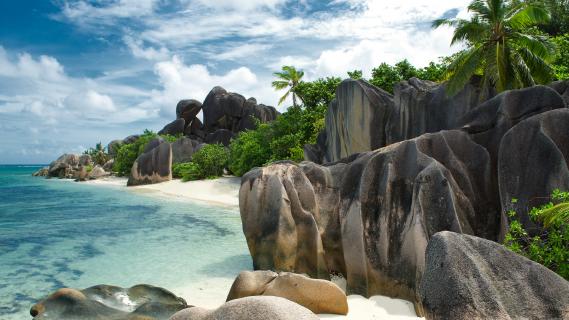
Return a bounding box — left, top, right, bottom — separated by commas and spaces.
31, 271, 348, 320
33, 86, 278, 186
241, 79, 569, 318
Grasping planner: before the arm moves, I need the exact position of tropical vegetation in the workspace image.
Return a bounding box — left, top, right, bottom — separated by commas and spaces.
272, 65, 305, 107
433, 0, 557, 95
504, 190, 569, 280
172, 144, 229, 181
84, 142, 111, 166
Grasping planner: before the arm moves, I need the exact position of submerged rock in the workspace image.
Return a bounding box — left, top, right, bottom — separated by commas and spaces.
227, 271, 348, 315
30, 284, 188, 320
419, 231, 569, 320
170, 296, 318, 320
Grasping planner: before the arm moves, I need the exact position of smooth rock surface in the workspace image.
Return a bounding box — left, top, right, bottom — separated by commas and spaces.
204, 129, 234, 147
159, 119, 186, 136
419, 231, 569, 320
498, 109, 569, 234
227, 271, 348, 315
170, 296, 318, 320
176, 99, 202, 124
128, 141, 172, 186
172, 137, 201, 164
30, 284, 188, 320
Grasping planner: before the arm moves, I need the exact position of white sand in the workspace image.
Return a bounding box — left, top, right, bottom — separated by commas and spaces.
130, 177, 241, 207
82, 176, 423, 319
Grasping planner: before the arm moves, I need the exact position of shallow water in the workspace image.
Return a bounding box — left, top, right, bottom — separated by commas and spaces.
0, 165, 251, 319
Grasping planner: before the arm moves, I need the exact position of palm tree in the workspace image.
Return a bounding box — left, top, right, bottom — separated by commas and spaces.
433, 0, 556, 95
272, 66, 304, 107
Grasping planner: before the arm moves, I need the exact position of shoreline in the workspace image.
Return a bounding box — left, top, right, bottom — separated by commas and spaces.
61, 176, 422, 319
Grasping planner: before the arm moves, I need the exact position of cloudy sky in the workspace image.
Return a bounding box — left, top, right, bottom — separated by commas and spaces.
0, 0, 469, 164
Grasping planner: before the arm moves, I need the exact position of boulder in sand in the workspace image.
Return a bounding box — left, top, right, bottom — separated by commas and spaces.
128, 140, 172, 186
227, 271, 348, 315
170, 296, 318, 320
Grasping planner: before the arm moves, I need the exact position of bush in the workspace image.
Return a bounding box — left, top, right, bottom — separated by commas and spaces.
84, 142, 110, 166
504, 189, 569, 280
175, 144, 230, 181
228, 123, 272, 177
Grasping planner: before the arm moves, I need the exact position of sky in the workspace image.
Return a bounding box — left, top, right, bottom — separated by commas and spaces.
0, 0, 470, 164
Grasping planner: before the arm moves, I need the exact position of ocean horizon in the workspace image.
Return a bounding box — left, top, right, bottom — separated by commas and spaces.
0, 165, 251, 319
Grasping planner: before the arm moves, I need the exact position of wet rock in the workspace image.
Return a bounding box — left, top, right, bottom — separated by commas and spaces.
30, 284, 187, 320
419, 231, 569, 320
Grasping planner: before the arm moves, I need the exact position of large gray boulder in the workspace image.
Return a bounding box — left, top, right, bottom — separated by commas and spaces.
128, 140, 172, 186
172, 137, 201, 164
419, 231, 569, 320
204, 129, 234, 147
322, 79, 394, 163
30, 284, 187, 320
170, 296, 318, 320
386, 77, 493, 144
47, 154, 81, 178
176, 99, 202, 124
548, 80, 569, 107
202, 86, 278, 134
498, 109, 569, 234
159, 119, 186, 136
241, 130, 499, 304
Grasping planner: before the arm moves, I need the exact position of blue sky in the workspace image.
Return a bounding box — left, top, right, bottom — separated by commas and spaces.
0, 0, 469, 164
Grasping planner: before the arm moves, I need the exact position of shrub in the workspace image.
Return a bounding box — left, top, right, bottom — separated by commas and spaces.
504, 189, 569, 280
191, 144, 229, 179
229, 123, 273, 177
173, 162, 203, 181
84, 142, 110, 166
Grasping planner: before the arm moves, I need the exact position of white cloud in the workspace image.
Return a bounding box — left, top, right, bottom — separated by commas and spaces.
144, 55, 280, 118
123, 35, 170, 61
215, 43, 273, 61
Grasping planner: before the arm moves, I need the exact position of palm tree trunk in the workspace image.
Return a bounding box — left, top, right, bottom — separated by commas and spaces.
292, 92, 298, 107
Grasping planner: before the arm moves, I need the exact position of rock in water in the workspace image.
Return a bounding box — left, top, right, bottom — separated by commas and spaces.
419, 231, 569, 320
323, 79, 394, 163
47, 154, 80, 178
32, 167, 48, 177
170, 296, 318, 320
128, 140, 172, 186
30, 284, 187, 320
159, 118, 186, 136
226, 271, 348, 315
498, 109, 569, 234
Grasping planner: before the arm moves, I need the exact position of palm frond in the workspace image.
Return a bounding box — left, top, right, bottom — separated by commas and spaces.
512, 32, 556, 61
511, 52, 535, 87
518, 47, 554, 84
271, 80, 290, 90
432, 18, 458, 29
507, 5, 551, 29
452, 19, 489, 45
273, 71, 291, 81
536, 203, 569, 228
445, 46, 483, 95
277, 90, 290, 106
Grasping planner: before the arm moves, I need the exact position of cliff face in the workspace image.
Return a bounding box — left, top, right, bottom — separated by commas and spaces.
241, 83, 569, 314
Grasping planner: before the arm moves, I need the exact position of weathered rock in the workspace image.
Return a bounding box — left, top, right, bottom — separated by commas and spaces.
498, 109, 569, 234
159, 119, 186, 136
548, 80, 569, 107
322, 79, 394, 163
419, 231, 569, 320
48, 154, 80, 178
79, 154, 93, 166
107, 140, 123, 157
170, 296, 318, 320
102, 159, 114, 172
202, 86, 278, 134
241, 129, 499, 304
144, 137, 166, 154
32, 167, 49, 177
176, 99, 202, 124
123, 134, 141, 145
386, 77, 493, 145
184, 118, 205, 139
30, 284, 187, 320
204, 129, 234, 146
227, 271, 348, 315
88, 165, 109, 179
128, 141, 172, 186
172, 137, 201, 164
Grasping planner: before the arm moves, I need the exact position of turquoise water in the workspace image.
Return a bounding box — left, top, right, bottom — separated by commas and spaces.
0, 165, 251, 319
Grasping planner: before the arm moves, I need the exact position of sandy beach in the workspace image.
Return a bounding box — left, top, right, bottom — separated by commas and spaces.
83, 176, 422, 319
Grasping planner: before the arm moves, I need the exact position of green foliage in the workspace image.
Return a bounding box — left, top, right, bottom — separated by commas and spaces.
347, 70, 363, 79
190, 144, 229, 179
84, 142, 110, 166
552, 34, 569, 80
294, 77, 341, 110
433, 0, 556, 95
515, 0, 569, 35
85, 164, 93, 173
228, 123, 273, 177
172, 162, 203, 182
369, 59, 448, 93
504, 190, 569, 280
112, 130, 179, 176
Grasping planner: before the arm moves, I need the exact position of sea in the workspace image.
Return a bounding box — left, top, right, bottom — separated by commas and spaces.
0, 165, 251, 319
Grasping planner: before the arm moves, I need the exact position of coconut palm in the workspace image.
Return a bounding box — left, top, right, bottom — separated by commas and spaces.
433, 0, 556, 95
272, 66, 304, 107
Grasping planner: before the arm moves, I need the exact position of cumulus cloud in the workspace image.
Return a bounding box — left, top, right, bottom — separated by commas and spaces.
123, 35, 170, 61
144, 55, 280, 118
